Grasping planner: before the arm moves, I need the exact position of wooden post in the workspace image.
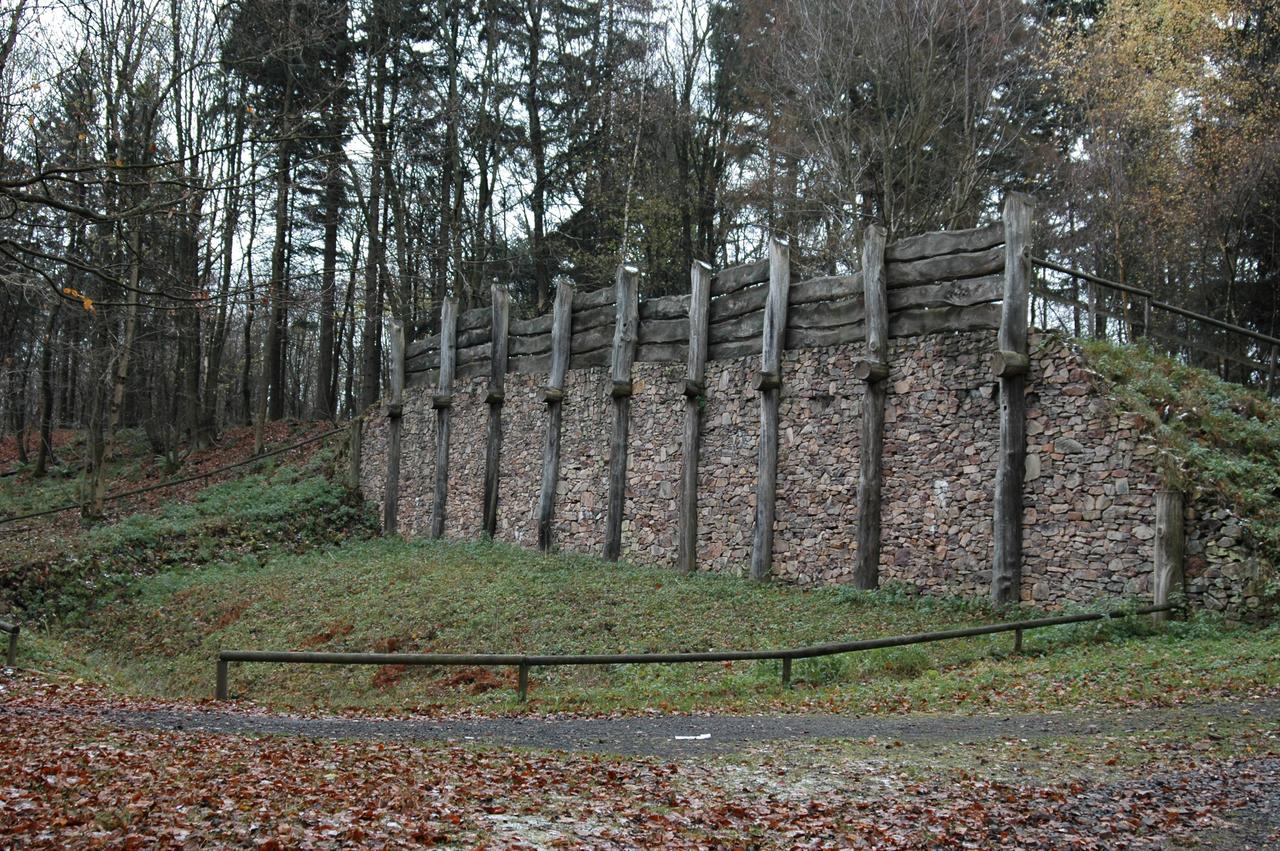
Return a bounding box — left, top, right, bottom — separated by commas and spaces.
677, 261, 713, 574
215, 659, 228, 700
1266, 344, 1277, 397
537, 283, 574, 551
1087, 280, 1098, 339
346, 416, 363, 495
750, 236, 790, 582
430, 298, 457, 539
1153, 489, 1185, 623
855, 224, 888, 590
383, 319, 405, 534
483, 286, 510, 538
992, 193, 1034, 606
604, 266, 639, 562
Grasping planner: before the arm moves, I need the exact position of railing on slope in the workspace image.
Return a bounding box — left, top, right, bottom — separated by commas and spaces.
1030, 256, 1280, 396
215, 603, 1177, 703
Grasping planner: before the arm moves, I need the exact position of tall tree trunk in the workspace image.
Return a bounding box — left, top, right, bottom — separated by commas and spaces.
525, 0, 549, 309
360, 22, 387, 412
317, 112, 343, 420
32, 308, 58, 477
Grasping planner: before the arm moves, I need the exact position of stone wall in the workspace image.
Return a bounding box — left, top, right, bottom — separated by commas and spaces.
362, 330, 1271, 619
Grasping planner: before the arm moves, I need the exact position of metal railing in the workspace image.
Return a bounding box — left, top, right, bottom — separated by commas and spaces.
1030, 256, 1279, 396
215, 603, 1176, 702
1, 620, 18, 666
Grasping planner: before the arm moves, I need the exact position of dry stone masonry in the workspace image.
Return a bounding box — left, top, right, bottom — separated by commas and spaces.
361, 198, 1270, 619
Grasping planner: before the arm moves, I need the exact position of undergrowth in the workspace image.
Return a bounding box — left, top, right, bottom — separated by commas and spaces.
1082, 338, 1280, 561
1, 450, 377, 623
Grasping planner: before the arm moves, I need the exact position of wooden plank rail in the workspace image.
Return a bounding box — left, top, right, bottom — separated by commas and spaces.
214, 603, 1178, 702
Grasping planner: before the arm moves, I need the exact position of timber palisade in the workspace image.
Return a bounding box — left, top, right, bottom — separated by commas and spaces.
381, 194, 1207, 613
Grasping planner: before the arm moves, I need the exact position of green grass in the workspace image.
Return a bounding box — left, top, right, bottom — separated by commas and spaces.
1082, 338, 1280, 562
27, 536, 1279, 715
1, 450, 377, 621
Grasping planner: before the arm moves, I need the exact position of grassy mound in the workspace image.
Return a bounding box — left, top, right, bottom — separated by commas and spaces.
1081, 339, 1280, 560
28, 536, 1278, 715
1, 453, 376, 621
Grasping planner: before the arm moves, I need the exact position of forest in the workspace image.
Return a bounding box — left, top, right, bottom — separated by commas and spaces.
0, 0, 1277, 505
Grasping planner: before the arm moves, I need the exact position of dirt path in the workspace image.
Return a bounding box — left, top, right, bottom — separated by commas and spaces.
79, 697, 1280, 757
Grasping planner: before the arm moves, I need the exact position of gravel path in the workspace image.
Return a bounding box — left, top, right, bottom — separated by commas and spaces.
76, 698, 1279, 758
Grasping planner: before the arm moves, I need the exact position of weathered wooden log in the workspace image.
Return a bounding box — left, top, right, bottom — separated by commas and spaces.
636, 341, 688, 363
569, 323, 613, 354
887, 274, 1003, 311
454, 341, 492, 366
509, 333, 553, 357
678, 261, 713, 574
751, 237, 790, 582
510, 313, 553, 336
637, 315, 691, 345
886, 244, 1004, 288
709, 284, 769, 323
384, 319, 406, 535
989, 350, 1030, 377
855, 225, 888, 590
889, 304, 1002, 338
1153, 489, 1185, 623
853, 359, 889, 382
537, 283, 574, 551
992, 193, 1034, 606
483, 287, 509, 538
710, 258, 770, 297
604, 267, 639, 562
885, 222, 1004, 263
568, 348, 611, 370
709, 309, 768, 345
571, 302, 616, 333
707, 338, 763, 361
431, 299, 457, 539
457, 304, 489, 332
788, 273, 861, 306
639, 293, 690, 321
789, 295, 865, 330
572, 287, 615, 310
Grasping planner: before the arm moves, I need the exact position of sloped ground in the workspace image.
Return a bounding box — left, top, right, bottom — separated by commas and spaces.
1083, 339, 1280, 574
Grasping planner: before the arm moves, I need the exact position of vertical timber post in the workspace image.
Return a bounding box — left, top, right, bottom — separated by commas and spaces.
1087, 280, 1099, 339
678, 261, 713, 574
215, 658, 228, 700
483, 286, 510, 538
604, 266, 639, 562
1267, 344, 1277, 398
346, 416, 363, 495
855, 225, 888, 589
992, 193, 1034, 606
1153, 489, 1185, 623
383, 319, 405, 534
537, 283, 574, 551
750, 237, 790, 582
430, 298, 457, 539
